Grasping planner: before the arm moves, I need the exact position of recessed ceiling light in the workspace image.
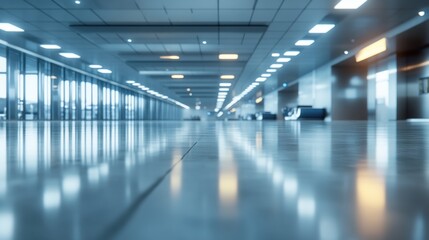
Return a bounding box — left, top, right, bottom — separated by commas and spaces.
277, 58, 291, 63
75, 0, 81, 4
40, 44, 61, 49
256, 77, 267, 82
221, 75, 235, 80
295, 40, 315, 46
160, 55, 180, 60
309, 24, 336, 34
270, 64, 283, 69
344, 50, 349, 55
171, 75, 184, 79
219, 88, 230, 91
261, 74, 271, 77
267, 69, 277, 73
131, 82, 140, 86
219, 54, 238, 60
189, 93, 193, 96
284, 51, 300, 56
252, 82, 260, 86
202, 41, 207, 44
418, 11, 425, 17
126, 80, 135, 84
271, 53, 280, 57
0, 23, 24, 32
127, 39, 133, 43
219, 83, 232, 87
89, 64, 102, 69
59, 52, 80, 59
187, 88, 191, 92
98, 69, 112, 74
334, 0, 367, 9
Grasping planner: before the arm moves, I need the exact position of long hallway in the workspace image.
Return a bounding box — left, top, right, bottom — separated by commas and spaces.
1, 121, 428, 240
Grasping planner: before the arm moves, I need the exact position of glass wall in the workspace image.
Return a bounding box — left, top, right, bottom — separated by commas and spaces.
0, 44, 183, 121
0, 46, 6, 120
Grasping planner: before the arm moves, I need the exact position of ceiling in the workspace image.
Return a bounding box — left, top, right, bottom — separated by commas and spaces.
0, 0, 427, 110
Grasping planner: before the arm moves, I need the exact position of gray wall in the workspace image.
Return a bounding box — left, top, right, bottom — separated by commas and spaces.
331, 65, 368, 120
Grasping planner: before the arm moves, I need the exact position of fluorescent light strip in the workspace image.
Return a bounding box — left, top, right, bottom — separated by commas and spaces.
267, 69, 277, 73
171, 75, 184, 79
309, 24, 335, 34
270, 64, 283, 69
219, 83, 232, 87
334, 0, 367, 9
59, 52, 80, 59
284, 51, 300, 56
0, 23, 24, 32
89, 64, 102, 69
98, 69, 112, 74
221, 75, 235, 80
261, 74, 271, 77
219, 88, 230, 91
160, 55, 180, 60
256, 77, 267, 82
295, 40, 315, 46
277, 58, 291, 63
271, 53, 280, 57
40, 44, 61, 49
356, 38, 387, 62
126, 80, 135, 84
219, 54, 238, 60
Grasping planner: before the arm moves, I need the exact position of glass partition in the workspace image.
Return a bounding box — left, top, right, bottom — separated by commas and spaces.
24, 56, 38, 120
0, 46, 6, 120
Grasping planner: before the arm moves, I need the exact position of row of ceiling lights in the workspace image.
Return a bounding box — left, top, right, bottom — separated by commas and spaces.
126, 80, 190, 109
220, 0, 381, 114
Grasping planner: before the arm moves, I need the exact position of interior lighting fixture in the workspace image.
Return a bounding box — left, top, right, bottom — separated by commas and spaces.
126, 80, 135, 84
219, 83, 232, 87
98, 69, 112, 74
59, 52, 80, 59
255, 97, 263, 104
219, 88, 230, 92
334, 0, 367, 9
277, 58, 291, 63
221, 75, 235, 80
295, 40, 315, 46
256, 77, 267, 82
0, 23, 24, 32
160, 55, 180, 60
75, 0, 81, 4
309, 24, 335, 34
344, 51, 349, 55
261, 74, 271, 77
267, 69, 277, 73
127, 39, 133, 43
40, 44, 61, 49
202, 41, 207, 44
418, 11, 425, 17
270, 64, 283, 69
219, 54, 238, 60
355, 38, 387, 62
272, 53, 280, 57
284, 51, 300, 56
89, 64, 102, 69
171, 75, 184, 79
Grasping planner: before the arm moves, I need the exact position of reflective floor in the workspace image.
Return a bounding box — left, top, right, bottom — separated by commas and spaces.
0, 121, 429, 240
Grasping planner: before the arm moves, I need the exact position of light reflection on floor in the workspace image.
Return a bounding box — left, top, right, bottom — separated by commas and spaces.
0, 121, 428, 240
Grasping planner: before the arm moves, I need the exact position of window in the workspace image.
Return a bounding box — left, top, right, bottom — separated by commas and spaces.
0, 47, 6, 120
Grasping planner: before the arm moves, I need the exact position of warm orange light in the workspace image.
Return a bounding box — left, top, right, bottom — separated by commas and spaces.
400, 60, 429, 72
356, 38, 387, 62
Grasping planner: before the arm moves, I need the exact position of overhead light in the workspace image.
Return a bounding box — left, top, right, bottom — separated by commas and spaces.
219, 88, 230, 91
131, 83, 140, 86
418, 11, 425, 17
261, 74, 271, 77
218, 96, 227, 99
252, 82, 260, 86
256, 77, 267, 82
295, 40, 315, 46
40, 44, 61, 49
221, 75, 235, 80
271, 53, 280, 57
0, 23, 24, 32
75, 0, 81, 4
218, 92, 228, 95
127, 39, 133, 43
187, 88, 191, 92
267, 69, 277, 73
356, 38, 387, 62
59, 52, 80, 59
160, 55, 180, 60
270, 64, 283, 69
220, 83, 232, 87
334, 0, 367, 9
126, 80, 135, 84
89, 64, 102, 69
189, 93, 193, 96
284, 51, 300, 56
344, 50, 349, 55
219, 54, 238, 60
171, 75, 184, 79
255, 97, 263, 104
277, 58, 291, 63
98, 69, 112, 74
202, 41, 207, 44
309, 24, 336, 34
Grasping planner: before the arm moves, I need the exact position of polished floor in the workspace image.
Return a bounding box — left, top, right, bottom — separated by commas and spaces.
0, 121, 428, 240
